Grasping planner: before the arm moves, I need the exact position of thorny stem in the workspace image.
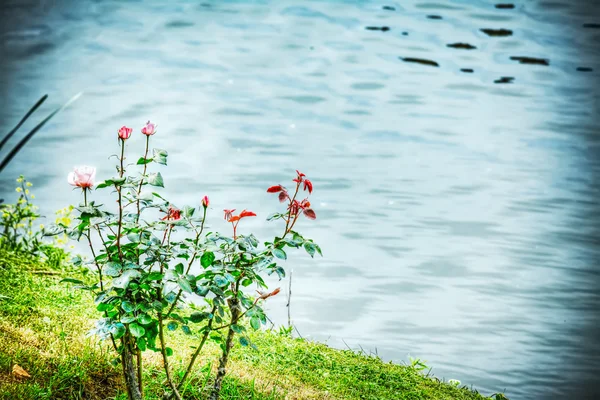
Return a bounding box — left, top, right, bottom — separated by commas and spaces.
116, 139, 125, 261
210, 279, 242, 400
281, 181, 301, 240
173, 304, 218, 394
165, 207, 208, 318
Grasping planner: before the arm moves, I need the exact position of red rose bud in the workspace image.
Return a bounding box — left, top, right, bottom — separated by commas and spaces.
202, 195, 210, 208
118, 126, 132, 140
267, 185, 284, 193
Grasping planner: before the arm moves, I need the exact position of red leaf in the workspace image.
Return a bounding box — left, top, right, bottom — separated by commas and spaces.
303, 179, 313, 194
303, 208, 316, 220
239, 210, 257, 218
296, 170, 306, 178
224, 209, 236, 221
278, 191, 288, 203
267, 185, 284, 193
228, 216, 240, 223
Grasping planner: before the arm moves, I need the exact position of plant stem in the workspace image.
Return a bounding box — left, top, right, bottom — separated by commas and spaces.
174, 304, 217, 394
116, 139, 125, 261
287, 269, 293, 328
121, 334, 143, 400
165, 207, 208, 318
210, 279, 241, 400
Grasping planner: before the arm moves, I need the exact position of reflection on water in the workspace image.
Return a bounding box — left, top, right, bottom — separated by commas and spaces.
1, 0, 599, 399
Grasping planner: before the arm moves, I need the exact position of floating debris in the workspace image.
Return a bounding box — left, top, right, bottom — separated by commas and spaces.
366, 26, 390, 31
401, 57, 439, 67
447, 43, 477, 50
582, 23, 600, 28
510, 56, 549, 66
495, 3, 515, 9
402, 31, 409, 35
460, 68, 474, 73
481, 28, 513, 36
494, 76, 514, 84
382, 6, 396, 11
576, 67, 593, 72
427, 15, 443, 20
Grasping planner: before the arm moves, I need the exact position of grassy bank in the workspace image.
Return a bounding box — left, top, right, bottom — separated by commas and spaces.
0, 248, 500, 400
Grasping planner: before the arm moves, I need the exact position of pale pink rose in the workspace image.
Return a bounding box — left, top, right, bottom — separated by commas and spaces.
68, 166, 96, 188
141, 121, 156, 136
118, 126, 132, 140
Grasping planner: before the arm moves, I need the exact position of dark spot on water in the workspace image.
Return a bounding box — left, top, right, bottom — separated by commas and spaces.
481, 28, 513, 36
576, 67, 593, 72
401, 57, 439, 67
582, 23, 600, 28
200, 3, 211, 7
402, 31, 409, 35
447, 42, 477, 50
365, 26, 390, 31
510, 56, 549, 66
382, 6, 395, 11
165, 20, 195, 28
461, 68, 474, 73
427, 15, 443, 20
495, 3, 515, 9
494, 76, 514, 84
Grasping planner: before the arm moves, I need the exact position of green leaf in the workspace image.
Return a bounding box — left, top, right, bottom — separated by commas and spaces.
175, 263, 184, 275
60, 278, 84, 285
136, 157, 153, 165
146, 272, 164, 281
272, 248, 287, 260
112, 269, 141, 289
129, 323, 145, 338
121, 315, 136, 324
303, 242, 316, 258
182, 325, 192, 335
231, 324, 246, 334
121, 301, 135, 313
137, 337, 147, 351
182, 206, 195, 218
314, 243, 323, 256
97, 303, 113, 312
138, 314, 153, 325
147, 172, 164, 188
200, 252, 215, 268
110, 323, 126, 339
239, 336, 250, 347
188, 312, 209, 323
167, 321, 179, 331
103, 262, 122, 277
178, 277, 193, 293
152, 148, 168, 165
165, 347, 173, 357
250, 317, 261, 330
266, 213, 282, 222
214, 275, 228, 287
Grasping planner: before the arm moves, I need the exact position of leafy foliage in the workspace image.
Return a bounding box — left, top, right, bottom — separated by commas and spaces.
48, 124, 321, 400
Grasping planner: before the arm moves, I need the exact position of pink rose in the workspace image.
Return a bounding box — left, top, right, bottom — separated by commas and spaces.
202, 195, 210, 208
141, 121, 156, 136
68, 166, 96, 188
118, 126, 132, 140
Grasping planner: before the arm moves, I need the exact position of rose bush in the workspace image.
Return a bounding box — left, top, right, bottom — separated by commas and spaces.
49, 122, 321, 400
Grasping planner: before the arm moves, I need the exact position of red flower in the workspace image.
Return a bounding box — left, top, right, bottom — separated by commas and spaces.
201, 195, 210, 208
278, 191, 288, 203
303, 179, 313, 194
267, 185, 284, 193
224, 209, 236, 221
162, 206, 181, 221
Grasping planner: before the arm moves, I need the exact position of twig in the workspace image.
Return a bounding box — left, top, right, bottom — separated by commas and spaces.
286, 269, 293, 328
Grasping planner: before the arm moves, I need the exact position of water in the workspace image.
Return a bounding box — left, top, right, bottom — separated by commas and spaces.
1, 1, 600, 398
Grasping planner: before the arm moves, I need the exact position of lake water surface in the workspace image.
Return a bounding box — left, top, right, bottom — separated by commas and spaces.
1, 1, 600, 399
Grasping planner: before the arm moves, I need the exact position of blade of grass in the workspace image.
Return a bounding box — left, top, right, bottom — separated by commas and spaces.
0, 92, 82, 174
0, 95, 48, 152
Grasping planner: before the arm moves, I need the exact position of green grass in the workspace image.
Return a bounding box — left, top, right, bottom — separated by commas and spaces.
0, 248, 503, 399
